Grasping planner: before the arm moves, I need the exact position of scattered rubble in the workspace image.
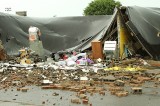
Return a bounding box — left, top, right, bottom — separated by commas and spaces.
71, 98, 81, 104
0, 51, 160, 105
131, 87, 142, 94
21, 88, 28, 92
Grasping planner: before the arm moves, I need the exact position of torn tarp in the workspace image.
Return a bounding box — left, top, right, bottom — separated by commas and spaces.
0, 12, 114, 55
126, 6, 160, 59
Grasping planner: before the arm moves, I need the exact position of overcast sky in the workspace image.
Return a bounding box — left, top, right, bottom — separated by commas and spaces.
0, 0, 160, 17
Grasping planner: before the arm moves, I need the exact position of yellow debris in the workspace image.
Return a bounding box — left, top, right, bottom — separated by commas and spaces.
104, 66, 147, 72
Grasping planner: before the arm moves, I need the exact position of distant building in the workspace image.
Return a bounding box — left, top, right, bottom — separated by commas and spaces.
16, 11, 27, 16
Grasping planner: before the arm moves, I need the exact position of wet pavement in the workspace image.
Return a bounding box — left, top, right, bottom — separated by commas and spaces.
0, 84, 160, 106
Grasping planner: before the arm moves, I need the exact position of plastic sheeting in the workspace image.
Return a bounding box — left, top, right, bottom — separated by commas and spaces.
0, 12, 113, 55
1, 6, 160, 59
126, 6, 160, 59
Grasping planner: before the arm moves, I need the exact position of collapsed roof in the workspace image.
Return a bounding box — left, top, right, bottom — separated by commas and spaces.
125, 6, 160, 60
0, 12, 114, 55
0, 6, 160, 59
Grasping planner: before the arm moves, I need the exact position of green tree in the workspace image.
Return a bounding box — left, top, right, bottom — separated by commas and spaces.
84, 0, 121, 15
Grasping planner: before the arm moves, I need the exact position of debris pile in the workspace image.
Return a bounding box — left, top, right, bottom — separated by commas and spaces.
0, 50, 160, 105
